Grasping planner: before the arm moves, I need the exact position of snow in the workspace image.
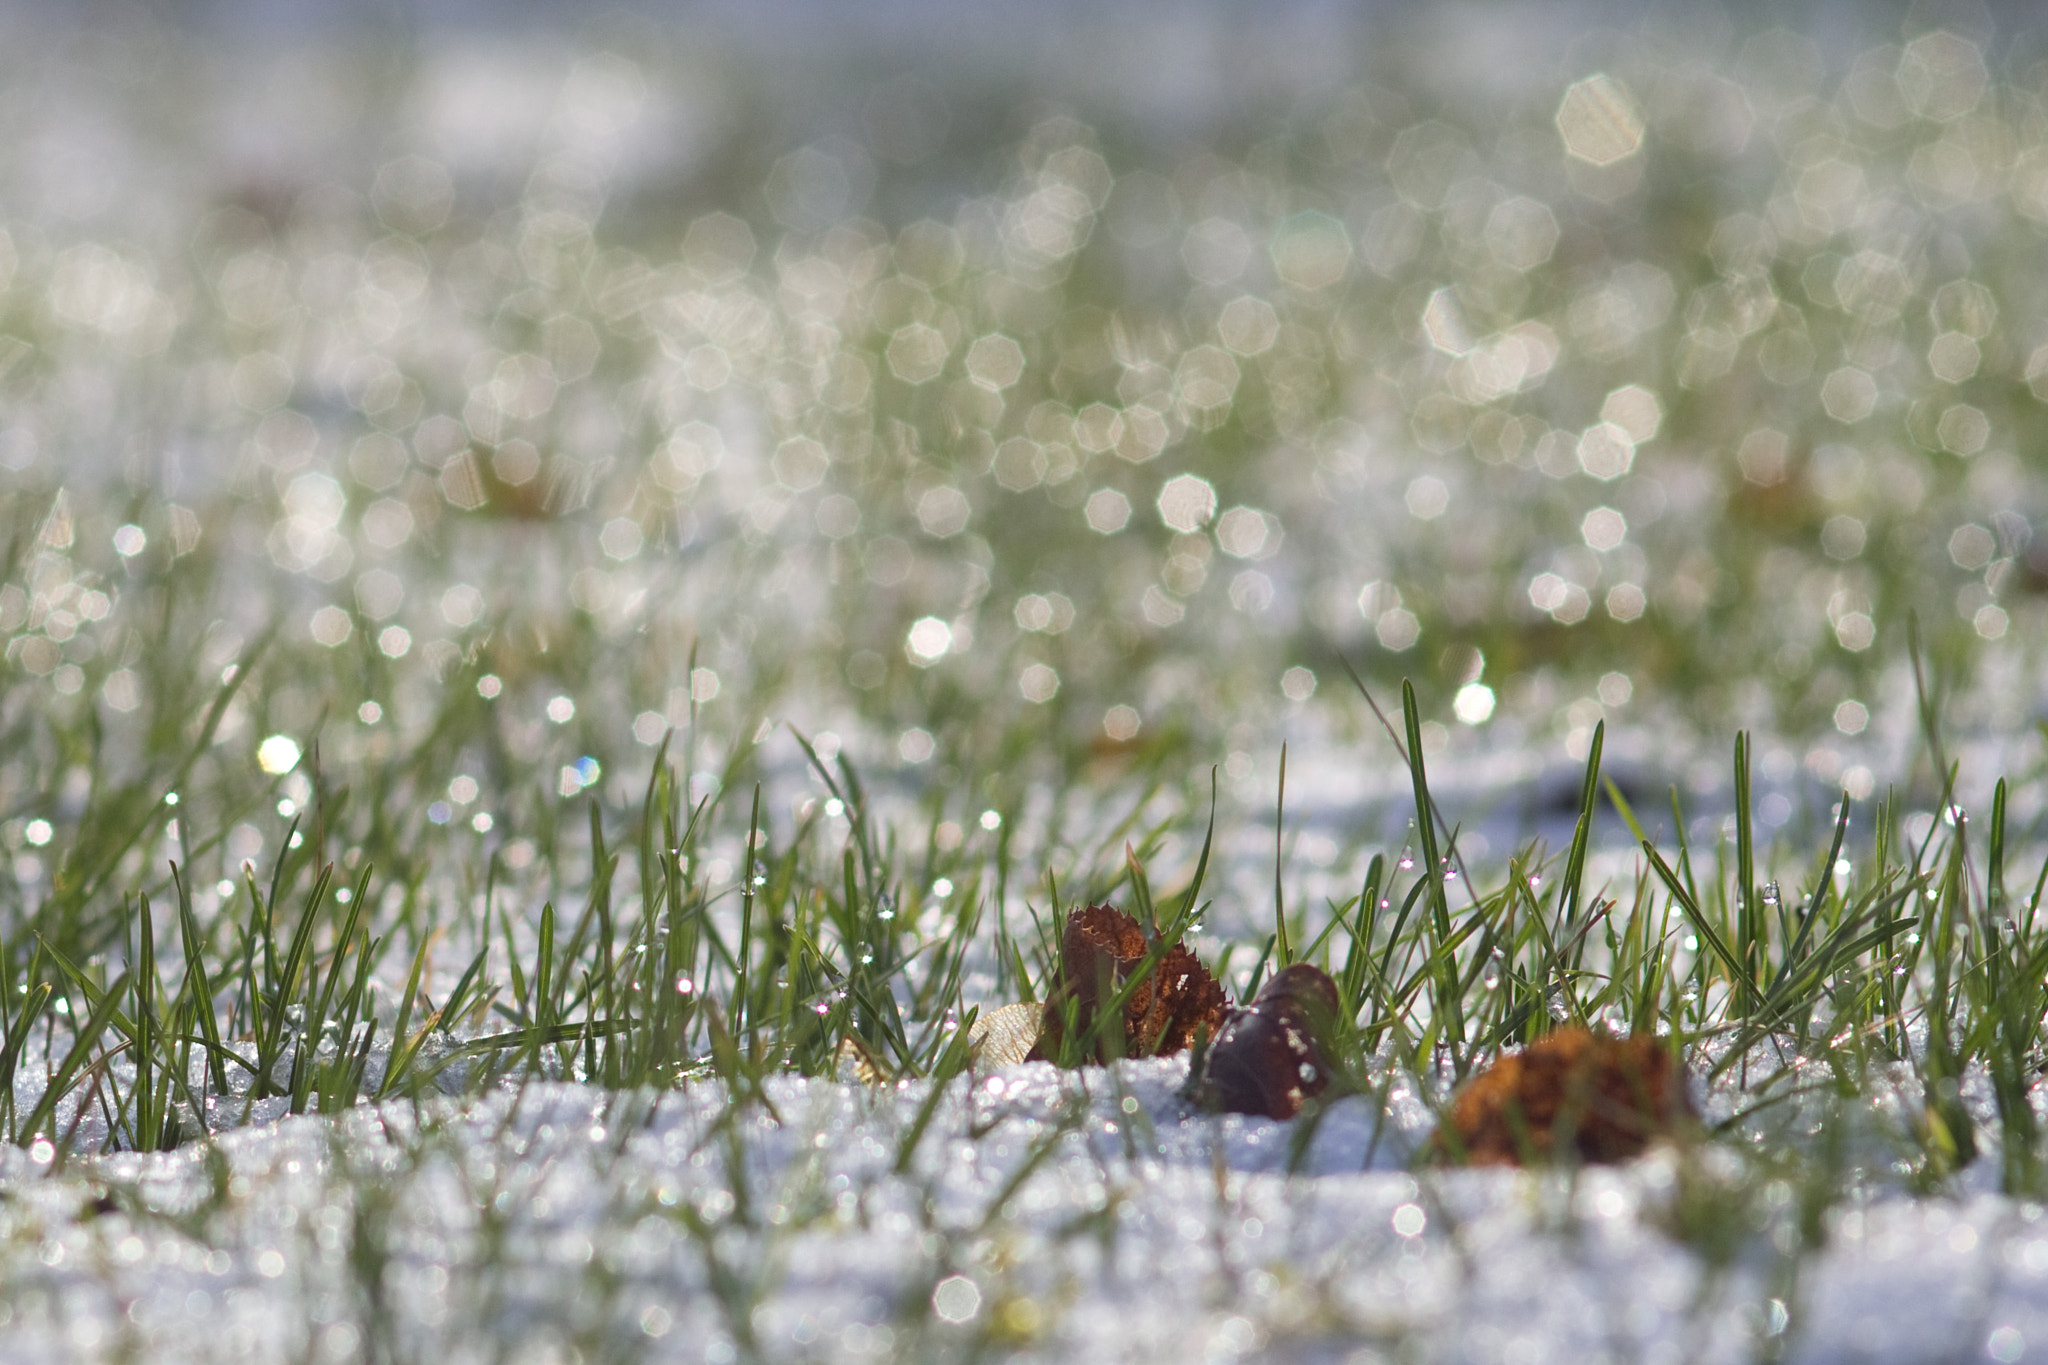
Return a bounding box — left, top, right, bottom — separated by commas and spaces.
2, 1052, 2045, 1363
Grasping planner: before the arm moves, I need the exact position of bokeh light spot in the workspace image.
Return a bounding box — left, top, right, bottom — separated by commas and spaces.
1557, 74, 1644, 165
1085, 488, 1131, 534
1157, 475, 1216, 533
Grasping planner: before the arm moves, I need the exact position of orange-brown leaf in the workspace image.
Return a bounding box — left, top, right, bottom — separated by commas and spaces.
1435, 1027, 1694, 1166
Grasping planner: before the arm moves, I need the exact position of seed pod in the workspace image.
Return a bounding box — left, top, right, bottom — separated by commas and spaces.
1186, 963, 1342, 1120
1434, 1027, 1694, 1166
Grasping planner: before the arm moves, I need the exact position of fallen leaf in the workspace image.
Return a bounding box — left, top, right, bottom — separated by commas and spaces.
1434, 1027, 1694, 1166
1185, 963, 1342, 1120
1028, 903, 1228, 1066
968, 1001, 1042, 1069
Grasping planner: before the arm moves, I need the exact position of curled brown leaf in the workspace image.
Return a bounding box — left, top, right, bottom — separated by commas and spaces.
1028, 903, 1228, 1066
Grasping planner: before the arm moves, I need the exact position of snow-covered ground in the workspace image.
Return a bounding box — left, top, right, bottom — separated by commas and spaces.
0, 1048, 2042, 1364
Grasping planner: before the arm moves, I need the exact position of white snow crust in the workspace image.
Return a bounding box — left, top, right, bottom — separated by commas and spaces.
2, 1051, 2046, 1363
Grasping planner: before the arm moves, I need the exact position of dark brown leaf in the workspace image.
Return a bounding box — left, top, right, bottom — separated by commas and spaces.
1186, 963, 1342, 1120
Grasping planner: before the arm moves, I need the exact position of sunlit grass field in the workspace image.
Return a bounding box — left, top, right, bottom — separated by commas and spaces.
7, 5, 2048, 1360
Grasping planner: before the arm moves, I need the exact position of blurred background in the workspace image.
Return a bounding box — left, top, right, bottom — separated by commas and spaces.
4, 0, 2048, 876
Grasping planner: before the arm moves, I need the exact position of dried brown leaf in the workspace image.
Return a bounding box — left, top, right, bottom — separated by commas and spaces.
1028, 903, 1228, 1066
1434, 1027, 1695, 1166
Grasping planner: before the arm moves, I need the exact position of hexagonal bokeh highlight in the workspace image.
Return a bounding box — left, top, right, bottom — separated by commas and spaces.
1556, 74, 1643, 166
